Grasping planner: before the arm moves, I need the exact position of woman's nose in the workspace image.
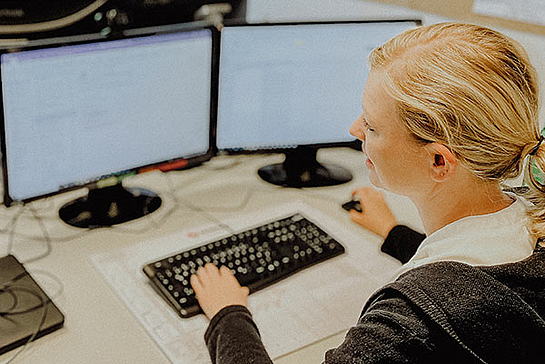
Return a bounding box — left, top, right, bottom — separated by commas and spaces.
350, 119, 365, 141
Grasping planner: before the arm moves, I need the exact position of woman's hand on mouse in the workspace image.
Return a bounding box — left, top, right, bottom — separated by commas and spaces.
349, 187, 398, 238
190, 263, 250, 320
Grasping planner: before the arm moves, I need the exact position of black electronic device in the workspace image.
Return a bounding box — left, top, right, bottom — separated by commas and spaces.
216, 20, 421, 188
0, 255, 65, 355
0, 24, 218, 228
341, 199, 362, 213
0, 0, 246, 40
143, 213, 345, 318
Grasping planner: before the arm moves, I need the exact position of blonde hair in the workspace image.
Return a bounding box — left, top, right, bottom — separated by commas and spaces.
369, 22, 545, 244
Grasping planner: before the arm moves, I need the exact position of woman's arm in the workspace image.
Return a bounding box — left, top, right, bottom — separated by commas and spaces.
348, 187, 425, 263
381, 225, 426, 263
205, 305, 273, 364
192, 265, 447, 364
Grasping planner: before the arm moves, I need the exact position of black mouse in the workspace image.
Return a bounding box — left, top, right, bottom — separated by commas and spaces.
342, 199, 362, 213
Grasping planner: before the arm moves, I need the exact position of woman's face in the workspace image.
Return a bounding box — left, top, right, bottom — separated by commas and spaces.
350, 70, 430, 196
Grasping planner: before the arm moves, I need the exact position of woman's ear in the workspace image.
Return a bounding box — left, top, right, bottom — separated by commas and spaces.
424, 143, 458, 182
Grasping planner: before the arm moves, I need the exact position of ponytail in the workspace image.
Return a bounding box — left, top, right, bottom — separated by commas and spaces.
524, 135, 545, 246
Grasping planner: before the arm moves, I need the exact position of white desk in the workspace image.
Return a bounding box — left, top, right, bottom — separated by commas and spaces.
0, 148, 422, 364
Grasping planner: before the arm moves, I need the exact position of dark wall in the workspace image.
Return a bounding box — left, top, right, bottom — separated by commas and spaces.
0, 0, 246, 39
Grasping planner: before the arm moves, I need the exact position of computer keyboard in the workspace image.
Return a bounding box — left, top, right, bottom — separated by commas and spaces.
143, 213, 345, 318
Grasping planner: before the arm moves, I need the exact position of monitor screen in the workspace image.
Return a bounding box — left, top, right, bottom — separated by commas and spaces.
0, 26, 216, 227
216, 20, 420, 187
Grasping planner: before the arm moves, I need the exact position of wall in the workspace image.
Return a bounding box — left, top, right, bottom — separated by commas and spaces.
374, 0, 545, 36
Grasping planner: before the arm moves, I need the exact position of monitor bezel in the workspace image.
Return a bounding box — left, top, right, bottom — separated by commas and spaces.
215, 18, 421, 155
0, 23, 219, 207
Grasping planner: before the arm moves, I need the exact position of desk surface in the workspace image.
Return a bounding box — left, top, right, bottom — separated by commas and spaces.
0, 148, 422, 364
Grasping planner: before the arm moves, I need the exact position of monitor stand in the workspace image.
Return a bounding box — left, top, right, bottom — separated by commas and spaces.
257, 146, 352, 188
58, 183, 162, 228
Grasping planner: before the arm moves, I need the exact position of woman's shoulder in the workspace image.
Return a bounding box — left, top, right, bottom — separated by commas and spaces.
397, 248, 544, 284
391, 250, 545, 325
363, 251, 545, 362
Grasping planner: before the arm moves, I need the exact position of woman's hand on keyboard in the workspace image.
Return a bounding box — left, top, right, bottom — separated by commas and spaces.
190, 263, 250, 320
349, 187, 397, 239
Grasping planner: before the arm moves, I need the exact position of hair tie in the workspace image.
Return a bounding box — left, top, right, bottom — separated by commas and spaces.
529, 136, 544, 156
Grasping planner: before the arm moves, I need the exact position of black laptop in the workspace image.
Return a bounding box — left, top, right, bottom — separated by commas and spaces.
0, 255, 65, 355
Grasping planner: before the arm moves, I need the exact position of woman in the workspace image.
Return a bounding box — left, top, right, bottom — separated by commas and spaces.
346, 20, 543, 276
191, 23, 545, 363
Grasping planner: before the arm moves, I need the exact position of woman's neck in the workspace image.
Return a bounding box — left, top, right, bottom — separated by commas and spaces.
412, 179, 514, 236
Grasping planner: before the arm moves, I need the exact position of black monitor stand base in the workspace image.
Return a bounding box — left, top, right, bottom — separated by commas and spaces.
257, 147, 352, 188
59, 183, 162, 228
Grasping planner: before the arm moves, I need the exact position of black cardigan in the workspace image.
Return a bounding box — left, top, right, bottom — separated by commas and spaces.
203, 237, 545, 363
381, 225, 426, 264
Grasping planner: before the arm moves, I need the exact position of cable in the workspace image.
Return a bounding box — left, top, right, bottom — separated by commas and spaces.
0, 203, 56, 265
0, 271, 27, 290
0, 156, 264, 240
0, 286, 49, 315
164, 173, 236, 235
0, 263, 64, 364
0, 0, 110, 35
0, 157, 346, 252
175, 194, 236, 235
103, 169, 261, 235
20, 206, 53, 264
5, 206, 25, 258
0, 289, 18, 313
0, 286, 48, 364
0, 203, 66, 362
24, 269, 65, 304
0, 268, 64, 315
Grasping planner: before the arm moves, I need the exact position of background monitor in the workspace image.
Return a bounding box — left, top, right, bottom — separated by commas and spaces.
217, 20, 420, 187
0, 25, 217, 228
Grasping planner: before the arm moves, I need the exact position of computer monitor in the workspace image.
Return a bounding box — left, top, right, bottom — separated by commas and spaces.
217, 20, 420, 187
0, 25, 217, 228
